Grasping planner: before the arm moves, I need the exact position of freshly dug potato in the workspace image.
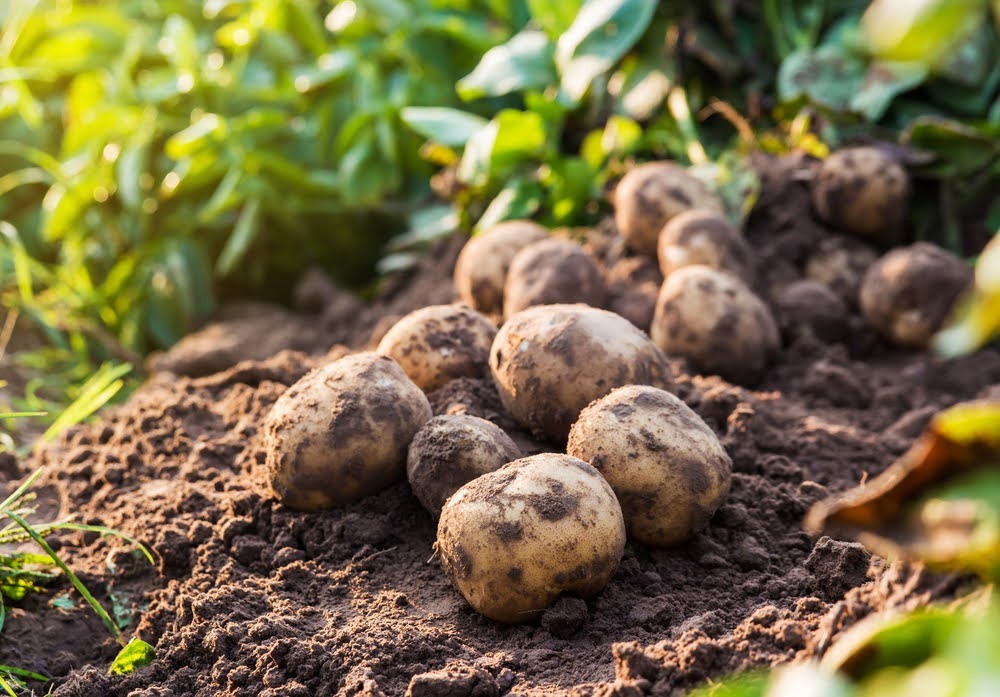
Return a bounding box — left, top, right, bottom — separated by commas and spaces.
407, 414, 521, 517
490, 304, 676, 442
859, 242, 973, 348
264, 352, 432, 511
376, 304, 496, 392
657, 208, 754, 284
613, 161, 723, 257
503, 239, 606, 317
453, 221, 549, 315
811, 147, 910, 241
775, 280, 849, 344
567, 385, 732, 546
436, 453, 625, 623
651, 265, 780, 385
805, 236, 879, 306
606, 256, 662, 330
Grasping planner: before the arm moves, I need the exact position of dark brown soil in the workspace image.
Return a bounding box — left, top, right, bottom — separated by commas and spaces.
1, 154, 997, 696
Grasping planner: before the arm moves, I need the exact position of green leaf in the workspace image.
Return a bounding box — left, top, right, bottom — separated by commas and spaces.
527, 0, 585, 37
850, 60, 927, 121
110, 638, 155, 675
400, 107, 489, 147
474, 179, 543, 233
862, 0, 983, 69
489, 110, 548, 177
164, 114, 227, 160
216, 197, 262, 276
904, 117, 1000, 178
457, 29, 556, 100
555, 0, 657, 103
778, 45, 866, 111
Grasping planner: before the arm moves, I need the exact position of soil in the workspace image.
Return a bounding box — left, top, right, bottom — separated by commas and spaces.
1, 153, 998, 696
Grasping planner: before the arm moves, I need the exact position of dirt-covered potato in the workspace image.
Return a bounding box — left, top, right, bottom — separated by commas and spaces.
503, 239, 606, 317
264, 352, 432, 511
407, 414, 521, 517
657, 209, 754, 284
859, 243, 973, 348
651, 266, 780, 385
613, 162, 723, 257
436, 453, 625, 623
567, 385, 731, 546
490, 304, 676, 442
805, 236, 879, 306
376, 304, 496, 392
453, 221, 549, 315
811, 147, 910, 241
775, 280, 849, 344
606, 256, 662, 330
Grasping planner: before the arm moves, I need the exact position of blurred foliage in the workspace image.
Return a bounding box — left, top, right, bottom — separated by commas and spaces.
935, 230, 1000, 356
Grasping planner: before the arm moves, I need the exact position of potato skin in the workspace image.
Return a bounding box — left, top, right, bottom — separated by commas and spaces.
775, 280, 849, 344
436, 454, 625, 623
264, 352, 432, 511
811, 147, 910, 241
606, 256, 662, 331
567, 385, 731, 546
376, 304, 496, 392
651, 265, 780, 386
805, 235, 879, 306
407, 414, 521, 517
613, 162, 723, 257
859, 242, 973, 348
657, 208, 754, 284
503, 239, 606, 317
454, 221, 549, 315
490, 304, 676, 442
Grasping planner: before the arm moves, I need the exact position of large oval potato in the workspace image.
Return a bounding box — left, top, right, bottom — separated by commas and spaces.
436, 453, 625, 623
567, 385, 732, 546
453, 221, 549, 316
613, 162, 723, 257
503, 239, 606, 317
376, 304, 496, 392
490, 304, 676, 442
651, 265, 780, 385
264, 352, 432, 511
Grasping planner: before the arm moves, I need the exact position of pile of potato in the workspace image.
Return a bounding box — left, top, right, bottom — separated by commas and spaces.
262, 145, 974, 624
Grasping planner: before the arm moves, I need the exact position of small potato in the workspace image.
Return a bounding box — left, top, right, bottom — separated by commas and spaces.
436, 453, 625, 623
859, 242, 973, 348
407, 414, 521, 517
657, 208, 754, 284
606, 256, 662, 330
811, 147, 910, 241
490, 304, 676, 442
567, 385, 731, 546
453, 221, 549, 315
264, 353, 432, 511
613, 162, 723, 257
651, 265, 780, 386
805, 236, 879, 306
376, 304, 496, 392
503, 239, 606, 317
775, 280, 849, 344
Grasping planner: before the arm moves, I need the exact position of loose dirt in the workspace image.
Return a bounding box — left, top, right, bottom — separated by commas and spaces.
2, 154, 997, 696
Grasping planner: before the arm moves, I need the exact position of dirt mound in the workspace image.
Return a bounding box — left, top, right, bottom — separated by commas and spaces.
2, 155, 997, 696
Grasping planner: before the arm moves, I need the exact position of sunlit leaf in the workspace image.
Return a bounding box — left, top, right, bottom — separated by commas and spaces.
401, 107, 489, 147
109, 638, 155, 675
457, 29, 556, 100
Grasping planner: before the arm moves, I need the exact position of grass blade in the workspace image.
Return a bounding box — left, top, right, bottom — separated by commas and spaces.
41, 362, 131, 442
0, 666, 46, 682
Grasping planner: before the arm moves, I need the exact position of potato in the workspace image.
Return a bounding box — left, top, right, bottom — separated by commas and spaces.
436, 453, 625, 623
657, 208, 754, 284
613, 161, 723, 257
376, 304, 496, 392
407, 414, 521, 517
490, 304, 676, 442
567, 385, 731, 546
606, 256, 662, 330
859, 242, 973, 348
503, 239, 606, 317
811, 147, 910, 242
775, 280, 849, 344
264, 352, 432, 511
651, 265, 780, 385
453, 221, 549, 315
805, 236, 879, 306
